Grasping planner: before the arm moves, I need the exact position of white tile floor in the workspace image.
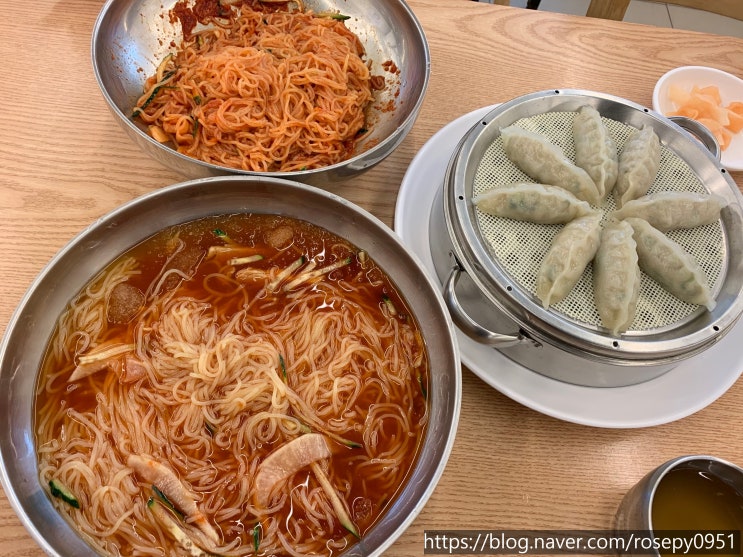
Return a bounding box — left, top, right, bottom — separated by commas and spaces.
498, 0, 743, 38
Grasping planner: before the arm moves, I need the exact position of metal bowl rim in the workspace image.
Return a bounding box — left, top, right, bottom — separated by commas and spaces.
444, 88, 743, 361
0, 175, 461, 557
90, 0, 431, 180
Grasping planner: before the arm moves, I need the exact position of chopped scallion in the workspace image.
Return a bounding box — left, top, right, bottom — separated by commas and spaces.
279, 354, 287, 381
253, 522, 262, 551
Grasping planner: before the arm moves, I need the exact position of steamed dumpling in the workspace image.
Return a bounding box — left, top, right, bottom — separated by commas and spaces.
610, 191, 727, 231
500, 125, 600, 205
536, 212, 602, 308
614, 125, 661, 208
473, 183, 594, 224
624, 217, 716, 310
572, 105, 618, 200
593, 220, 641, 335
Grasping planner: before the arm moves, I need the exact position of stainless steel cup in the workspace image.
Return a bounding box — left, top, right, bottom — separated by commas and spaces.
614, 455, 743, 556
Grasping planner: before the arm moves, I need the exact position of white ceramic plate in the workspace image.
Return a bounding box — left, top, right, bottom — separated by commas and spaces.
653, 65, 743, 171
394, 105, 743, 428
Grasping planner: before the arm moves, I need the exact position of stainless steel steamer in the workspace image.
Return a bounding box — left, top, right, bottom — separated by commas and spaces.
429, 90, 743, 387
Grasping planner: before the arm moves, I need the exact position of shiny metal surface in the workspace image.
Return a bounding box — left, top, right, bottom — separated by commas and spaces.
429, 89, 743, 387
91, 0, 430, 184
430, 184, 677, 387
669, 115, 721, 161
614, 454, 743, 556
0, 177, 461, 557
444, 263, 538, 348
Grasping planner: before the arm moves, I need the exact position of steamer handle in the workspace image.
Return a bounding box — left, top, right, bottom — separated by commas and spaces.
444, 264, 536, 348
669, 116, 721, 161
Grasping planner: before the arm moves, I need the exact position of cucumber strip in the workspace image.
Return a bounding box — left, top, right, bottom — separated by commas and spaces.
49, 479, 80, 509
252, 523, 262, 552
227, 254, 264, 266
133, 68, 177, 116
279, 354, 287, 381
310, 462, 359, 538
382, 296, 398, 316
147, 498, 211, 557
155, 53, 175, 82
128, 454, 219, 544
417, 371, 428, 401
152, 485, 185, 520
316, 11, 351, 20
320, 428, 361, 449
266, 256, 306, 291
283, 257, 351, 291
290, 407, 361, 449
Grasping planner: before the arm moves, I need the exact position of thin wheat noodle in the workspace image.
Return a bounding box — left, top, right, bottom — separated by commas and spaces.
35, 215, 427, 557
135, 3, 374, 172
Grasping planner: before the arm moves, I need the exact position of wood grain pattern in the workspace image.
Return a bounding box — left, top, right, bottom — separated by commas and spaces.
1, 1, 743, 556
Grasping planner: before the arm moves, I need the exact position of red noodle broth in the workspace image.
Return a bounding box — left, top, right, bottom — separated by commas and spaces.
34, 214, 428, 557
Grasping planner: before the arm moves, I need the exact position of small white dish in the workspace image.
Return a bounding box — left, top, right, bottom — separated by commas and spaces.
653, 65, 743, 171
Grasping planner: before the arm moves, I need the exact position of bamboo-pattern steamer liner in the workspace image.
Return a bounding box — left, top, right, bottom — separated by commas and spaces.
438, 89, 743, 374
475, 111, 722, 330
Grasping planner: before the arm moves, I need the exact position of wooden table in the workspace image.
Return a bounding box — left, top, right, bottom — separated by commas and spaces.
2, 1, 743, 555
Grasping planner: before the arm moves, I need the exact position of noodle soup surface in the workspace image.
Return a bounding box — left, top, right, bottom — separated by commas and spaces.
35, 214, 428, 557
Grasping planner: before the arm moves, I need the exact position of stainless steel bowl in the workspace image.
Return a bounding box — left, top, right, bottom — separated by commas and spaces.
0, 177, 460, 556
91, 0, 430, 184
615, 454, 743, 556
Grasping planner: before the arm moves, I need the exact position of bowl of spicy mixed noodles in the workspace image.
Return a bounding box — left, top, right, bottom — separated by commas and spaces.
91, 0, 430, 183
0, 176, 461, 557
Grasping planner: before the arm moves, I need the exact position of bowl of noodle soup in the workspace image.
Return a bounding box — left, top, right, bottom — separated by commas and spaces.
0, 176, 460, 557
91, 0, 430, 183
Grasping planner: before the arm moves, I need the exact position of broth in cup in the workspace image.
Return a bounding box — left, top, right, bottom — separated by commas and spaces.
615, 455, 743, 557
652, 465, 743, 532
